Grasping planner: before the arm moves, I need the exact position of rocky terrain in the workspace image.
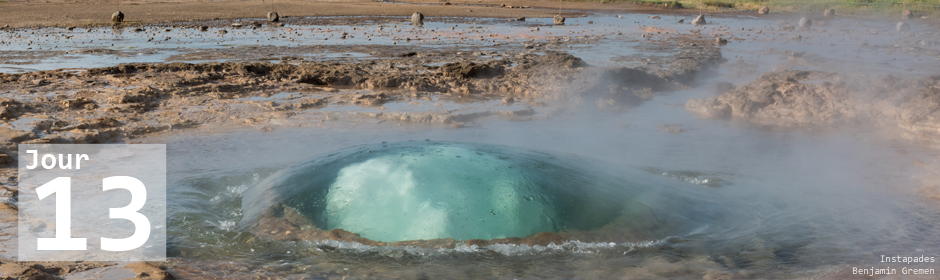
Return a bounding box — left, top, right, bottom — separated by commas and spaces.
686, 70, 940, 146
0, 38, 722, 166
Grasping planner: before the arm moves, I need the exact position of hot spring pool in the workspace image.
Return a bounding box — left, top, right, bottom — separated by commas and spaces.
238, 141, 731, 245
158, 98, 940, 279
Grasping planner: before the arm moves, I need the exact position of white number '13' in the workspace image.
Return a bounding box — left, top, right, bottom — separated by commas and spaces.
36, 176, 151, 251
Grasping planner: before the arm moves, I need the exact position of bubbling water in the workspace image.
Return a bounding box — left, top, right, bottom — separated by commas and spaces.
323, 145, 557, 242
239, 141, 726, 243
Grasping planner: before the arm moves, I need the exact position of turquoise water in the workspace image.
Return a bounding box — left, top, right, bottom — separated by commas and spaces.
239, 141, 729, 243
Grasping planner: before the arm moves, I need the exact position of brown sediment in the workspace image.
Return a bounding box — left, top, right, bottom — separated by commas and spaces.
0, 38, 722, 167
0, 259, 114, 280
124, 262, 176, 280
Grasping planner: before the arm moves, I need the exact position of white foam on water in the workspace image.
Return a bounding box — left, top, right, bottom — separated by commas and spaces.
323, 145, 557, 242
307, 238, 667, 257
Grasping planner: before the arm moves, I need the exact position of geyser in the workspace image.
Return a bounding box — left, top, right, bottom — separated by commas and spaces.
240, 141, 714, 243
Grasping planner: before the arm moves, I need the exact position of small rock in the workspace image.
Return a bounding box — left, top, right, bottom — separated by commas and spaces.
587, 21, 593, 24
651, 16, 661, 19
714, 82, 735, 94
902, 9, 914, 20
897, 21, 910, 32
692, 14, 706, 25
219, 29, 228, 34
198, 26, 209, 31
716, 37, 728, 45
275, 22, 285, 27
412, 12, 424, 24
133, 27, 144, 32
799, 17, 812, 28
657, 123, 684, 134
111, 11, 124, 24
232, 23, 243, 28
66, 26, 76, 31
516, 17, 525, 21
758, 7, 769, 14
824, 8, 835, 17
677, 19, 684, 23
554, 15, 565, 25
268, 11, 280, 22
0, 152, 10, 166
503, 97, 515, 105
443, 2, 452, 5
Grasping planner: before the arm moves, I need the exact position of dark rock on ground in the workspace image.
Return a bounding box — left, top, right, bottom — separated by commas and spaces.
440, 61, 505, 79
898, 21, 910, 32
799, 17, 811, 28
111, 11, 124, 24
903, 9, 914, 20
714, 82, 734, 94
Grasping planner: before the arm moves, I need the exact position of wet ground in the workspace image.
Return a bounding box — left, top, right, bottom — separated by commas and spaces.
1, 7, 940, 279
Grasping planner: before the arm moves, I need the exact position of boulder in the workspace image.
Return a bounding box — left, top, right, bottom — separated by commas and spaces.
758, 7, 769, 14
824, 8, 835, 17
897, 21, 910, 32
553, 15, 565, 25
691, 14, 706, 25
440, 62, 505, 79
412, 12, 424, 24
799, 17, 812, 28
111, 11, 124, 24
902, 10, 914, 20
267, 11, 279, 22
